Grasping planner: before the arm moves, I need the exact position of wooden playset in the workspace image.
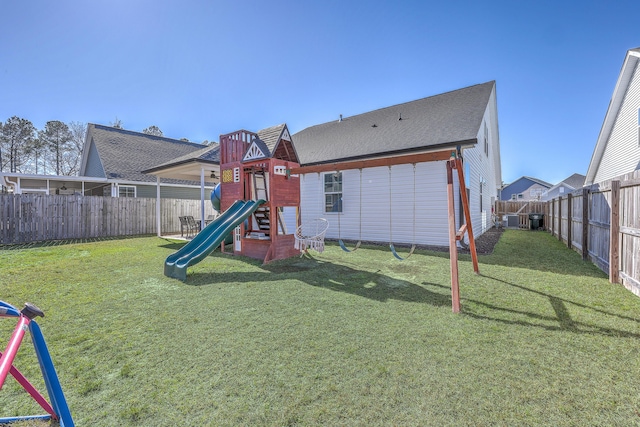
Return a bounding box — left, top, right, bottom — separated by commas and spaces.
218, 125, 301, 263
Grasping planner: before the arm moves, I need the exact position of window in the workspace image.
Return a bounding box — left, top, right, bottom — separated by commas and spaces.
517, 193, 524, 199
511, 194, 517, 201
118, 185, 136, 198
324, 172, 342, 213
530, 188, 543, 199
484, 122, 489, 156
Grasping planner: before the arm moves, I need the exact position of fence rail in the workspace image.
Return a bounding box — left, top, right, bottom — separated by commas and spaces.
546, 170, 640, 297
0, 194, 215, 245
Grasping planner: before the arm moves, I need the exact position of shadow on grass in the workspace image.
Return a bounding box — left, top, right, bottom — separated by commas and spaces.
430, 274, 640, 339
186, 253, 452, 307
0, 234, 155, 251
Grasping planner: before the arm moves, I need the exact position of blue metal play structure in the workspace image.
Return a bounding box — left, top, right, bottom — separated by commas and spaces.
0, 300, 74, 426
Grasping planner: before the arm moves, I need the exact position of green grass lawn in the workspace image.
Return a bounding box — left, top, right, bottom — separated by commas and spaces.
1, 230, 639, 426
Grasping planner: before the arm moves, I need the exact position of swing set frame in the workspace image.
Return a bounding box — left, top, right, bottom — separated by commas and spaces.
289, 148, 479, 313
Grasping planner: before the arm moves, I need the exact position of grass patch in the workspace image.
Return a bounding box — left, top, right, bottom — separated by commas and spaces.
1, 230, 639, 426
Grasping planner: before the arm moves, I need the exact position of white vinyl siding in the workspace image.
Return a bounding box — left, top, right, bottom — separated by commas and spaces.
301, 162, 458, 247
594, 60, 640, 183
299, 85, 501, 246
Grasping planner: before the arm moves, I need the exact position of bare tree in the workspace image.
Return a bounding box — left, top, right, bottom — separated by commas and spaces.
66, 121, 86, 175
110, 117, 123, 129
0, 116, 36, 173
39, 121, 73, 175
24, 136, 47, 174
142, 125, 163, 136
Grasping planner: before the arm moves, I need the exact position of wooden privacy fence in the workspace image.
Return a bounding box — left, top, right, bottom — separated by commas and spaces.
0, 194, 215, 245
494, 201, 547, 229
547, 170, 640, 297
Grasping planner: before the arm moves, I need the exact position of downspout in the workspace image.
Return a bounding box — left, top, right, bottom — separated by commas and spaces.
2, 175, 20, 194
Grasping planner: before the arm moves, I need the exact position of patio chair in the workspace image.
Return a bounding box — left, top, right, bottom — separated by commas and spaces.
179, 216, 189, 237
185, 216, 201, 237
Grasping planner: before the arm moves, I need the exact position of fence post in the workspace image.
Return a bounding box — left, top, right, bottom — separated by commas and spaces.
609, 180, 620, 284
582, 188, 589, 260
551, 198, 555, 236
567, 193, 573, 249
557, 196, 562, 241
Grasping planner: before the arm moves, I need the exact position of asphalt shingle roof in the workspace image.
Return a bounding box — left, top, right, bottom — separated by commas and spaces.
145, 143, 220, 172
292, 81, 495, 165
559, 173, 585, 189
87, 124, 211, 184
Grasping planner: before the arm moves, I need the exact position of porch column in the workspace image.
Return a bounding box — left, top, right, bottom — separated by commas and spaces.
200, 167, 206, 230
156, 176, 161, 237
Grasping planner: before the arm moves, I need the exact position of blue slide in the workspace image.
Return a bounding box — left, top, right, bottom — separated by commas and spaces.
164, 199, 265, 281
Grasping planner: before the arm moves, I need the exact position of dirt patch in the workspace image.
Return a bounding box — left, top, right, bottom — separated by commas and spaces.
463, 227, 503, 255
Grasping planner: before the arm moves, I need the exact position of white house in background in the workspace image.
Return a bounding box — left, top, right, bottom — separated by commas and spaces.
541, 173, 586, 201
292, 81, 501, 247
585, 48, 640, 185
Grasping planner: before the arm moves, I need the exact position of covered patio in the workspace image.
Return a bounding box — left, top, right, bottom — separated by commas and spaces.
142, 144, 221, 236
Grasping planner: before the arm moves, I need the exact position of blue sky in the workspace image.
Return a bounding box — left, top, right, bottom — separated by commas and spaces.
1, 1, 639, 185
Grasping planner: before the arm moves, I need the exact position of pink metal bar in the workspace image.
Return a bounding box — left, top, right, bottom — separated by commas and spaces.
0, 350, 56, 418
0, 315, 30, 389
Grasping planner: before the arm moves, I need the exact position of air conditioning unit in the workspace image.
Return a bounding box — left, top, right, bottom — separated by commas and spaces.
506, 215, 519, 228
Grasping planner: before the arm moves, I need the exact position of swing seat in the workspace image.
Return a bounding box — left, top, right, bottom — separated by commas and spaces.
390, 243, 416, 260
339, 239, 361, 253
294, 218, 329, 253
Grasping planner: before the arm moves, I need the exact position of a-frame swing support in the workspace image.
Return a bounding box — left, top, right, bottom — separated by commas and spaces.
289, 149, 480, 313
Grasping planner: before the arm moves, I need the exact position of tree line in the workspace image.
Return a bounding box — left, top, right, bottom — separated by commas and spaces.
0, 117, 87, 176
0, 117, 202, 176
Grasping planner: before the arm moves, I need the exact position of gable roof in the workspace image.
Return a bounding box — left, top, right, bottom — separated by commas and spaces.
252, 124, 299, 163
558, 173, 585, 189
257, 124, 286, 156
585, 48, 640, 185
292, 81, 495, 165
81, 124, 211, 184
503, 176, 553, 191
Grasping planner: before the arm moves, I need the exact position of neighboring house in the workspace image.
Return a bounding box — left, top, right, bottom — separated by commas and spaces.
541, 173, 586, 201
500, 176, 552, 201
586, 48, 640, 185
1, 124, 220, 198
292, 81, 501, 247
81, 124, 220, 199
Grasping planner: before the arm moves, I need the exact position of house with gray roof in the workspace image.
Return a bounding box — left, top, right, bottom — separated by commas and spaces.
541, 173, 585, 201
585, 48, 640, 185
80, 124, 219, 199
292, 81, 501, 247
500, 176, 552, 201
0, 124, 220, 198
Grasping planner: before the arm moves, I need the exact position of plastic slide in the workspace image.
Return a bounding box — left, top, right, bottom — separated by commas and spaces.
164, 199, 265, 281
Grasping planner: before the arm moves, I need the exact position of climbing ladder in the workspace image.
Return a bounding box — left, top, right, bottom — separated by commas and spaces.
252, 169, 271, 233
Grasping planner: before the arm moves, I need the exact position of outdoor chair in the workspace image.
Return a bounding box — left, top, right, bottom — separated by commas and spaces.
294, 218, 329, 254
179, 216, 189, 237
185, 216, 201, 237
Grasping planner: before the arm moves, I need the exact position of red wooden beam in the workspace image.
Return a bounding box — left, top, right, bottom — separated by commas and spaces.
446, 159, 461, 313
289, 150, 454, 175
